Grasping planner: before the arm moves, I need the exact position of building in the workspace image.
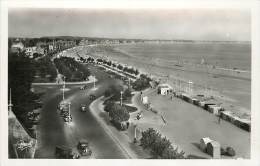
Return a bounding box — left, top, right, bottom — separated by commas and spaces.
157, 83, 173, 95
142, 96, 149, 104
200, 137, 212, 152
206, 141, 221, 159
36, 47, 45, 55
11, 42, 25, 53
25, 46, 37, 57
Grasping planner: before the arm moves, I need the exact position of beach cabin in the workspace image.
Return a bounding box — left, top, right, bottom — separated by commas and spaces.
142, 96, 149, 104
157, 84, 173, 95
200, 137, 212, 152
207, 105, 221, 114
237, 118, 251, 132
181, 93, 193, 103
204, 103, 216, 112
198, 101, 206, 108
206, 141, 221, 159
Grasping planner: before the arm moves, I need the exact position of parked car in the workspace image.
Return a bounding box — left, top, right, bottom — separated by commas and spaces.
89, 94, 96, 101
55, 146, 80, 159
77, 139, 92, 156
63, 115, 72, 122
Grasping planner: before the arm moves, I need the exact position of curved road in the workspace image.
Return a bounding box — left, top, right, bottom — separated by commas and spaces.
34, 65, 128, 159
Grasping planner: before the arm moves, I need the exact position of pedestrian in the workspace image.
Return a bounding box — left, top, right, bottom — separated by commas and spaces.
218, 114, 221, 124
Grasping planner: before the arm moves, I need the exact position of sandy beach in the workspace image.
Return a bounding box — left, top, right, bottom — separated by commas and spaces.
72, 43, 251, 120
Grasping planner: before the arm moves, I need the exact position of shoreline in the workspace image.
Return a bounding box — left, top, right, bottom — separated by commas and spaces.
75, 44, 250, 116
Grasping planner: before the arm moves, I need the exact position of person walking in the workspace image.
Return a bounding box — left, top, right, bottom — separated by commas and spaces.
218, 114, 221, 124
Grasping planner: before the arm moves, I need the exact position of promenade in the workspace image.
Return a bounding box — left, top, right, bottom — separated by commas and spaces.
133, 89, 250, 158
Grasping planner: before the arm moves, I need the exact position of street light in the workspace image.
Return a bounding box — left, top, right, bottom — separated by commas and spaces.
62, 76, 66, 101
93, 75, 96, 89
68, 102, 71, 121
120, 91, 123, 106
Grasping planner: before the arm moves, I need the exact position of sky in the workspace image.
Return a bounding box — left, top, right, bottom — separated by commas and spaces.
8, 8, 251, 41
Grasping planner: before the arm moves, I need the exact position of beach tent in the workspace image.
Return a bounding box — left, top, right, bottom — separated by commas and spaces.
200, 137, 212, 152
181, 93, 193, 103
208, 105, 222, 115
220, 111, 233, 121
204, 103, 216, 112
157, 84, 173, 95
192, 98, 199, 105
206, 141, 221, 159
198, 101, 206, 108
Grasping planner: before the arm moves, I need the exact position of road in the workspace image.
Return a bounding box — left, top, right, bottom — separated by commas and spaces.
34, 65, 128, 159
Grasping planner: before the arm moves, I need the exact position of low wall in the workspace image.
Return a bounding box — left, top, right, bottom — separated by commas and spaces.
8, 111, 37, 158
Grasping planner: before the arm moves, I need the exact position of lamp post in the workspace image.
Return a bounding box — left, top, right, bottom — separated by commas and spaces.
93, 75, 96, 89
120, 91, 123, 106
62, 76, 66, 101
68, 102, 71, 118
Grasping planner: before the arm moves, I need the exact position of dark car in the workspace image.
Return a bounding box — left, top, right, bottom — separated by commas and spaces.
80, 85, 88, 90
81, 104, 87, 112
89, 94, 96, 101
63, 115, 72, 122
55, 146, 80, 159
77, 139, 92, 156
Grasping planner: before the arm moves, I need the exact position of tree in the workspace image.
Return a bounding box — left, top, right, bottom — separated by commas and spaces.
132, 74, 152, 91
104, 100, 114, 112
140, 128, 185, 159
123, 88, 132, 100
8, 51, 40, 128
117, 64, 123, 70
109, 104, 130, 122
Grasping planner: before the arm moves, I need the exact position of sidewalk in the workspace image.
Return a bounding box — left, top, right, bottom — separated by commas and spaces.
140, 89, 250, 158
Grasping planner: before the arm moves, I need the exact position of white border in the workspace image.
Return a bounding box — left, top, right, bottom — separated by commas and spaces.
1, 0, 260, 166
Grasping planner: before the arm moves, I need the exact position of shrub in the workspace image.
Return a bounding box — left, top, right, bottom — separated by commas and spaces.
140, 128, 185, 159
104, 100, 114, 112
226, 147, 236, 156
109, 104, 130, 122
132, 74, 152, 91
221, 147, 226, 155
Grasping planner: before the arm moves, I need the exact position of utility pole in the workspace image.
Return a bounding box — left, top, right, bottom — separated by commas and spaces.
120, 91, 123, 106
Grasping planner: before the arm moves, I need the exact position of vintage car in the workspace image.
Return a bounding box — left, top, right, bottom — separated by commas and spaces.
81, 104, 87, 112
80, 85, 88, 90
77, 139, 92, 156
89, 94, 96, 101
63, 115, 72, 122
55, 146, 80, 159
